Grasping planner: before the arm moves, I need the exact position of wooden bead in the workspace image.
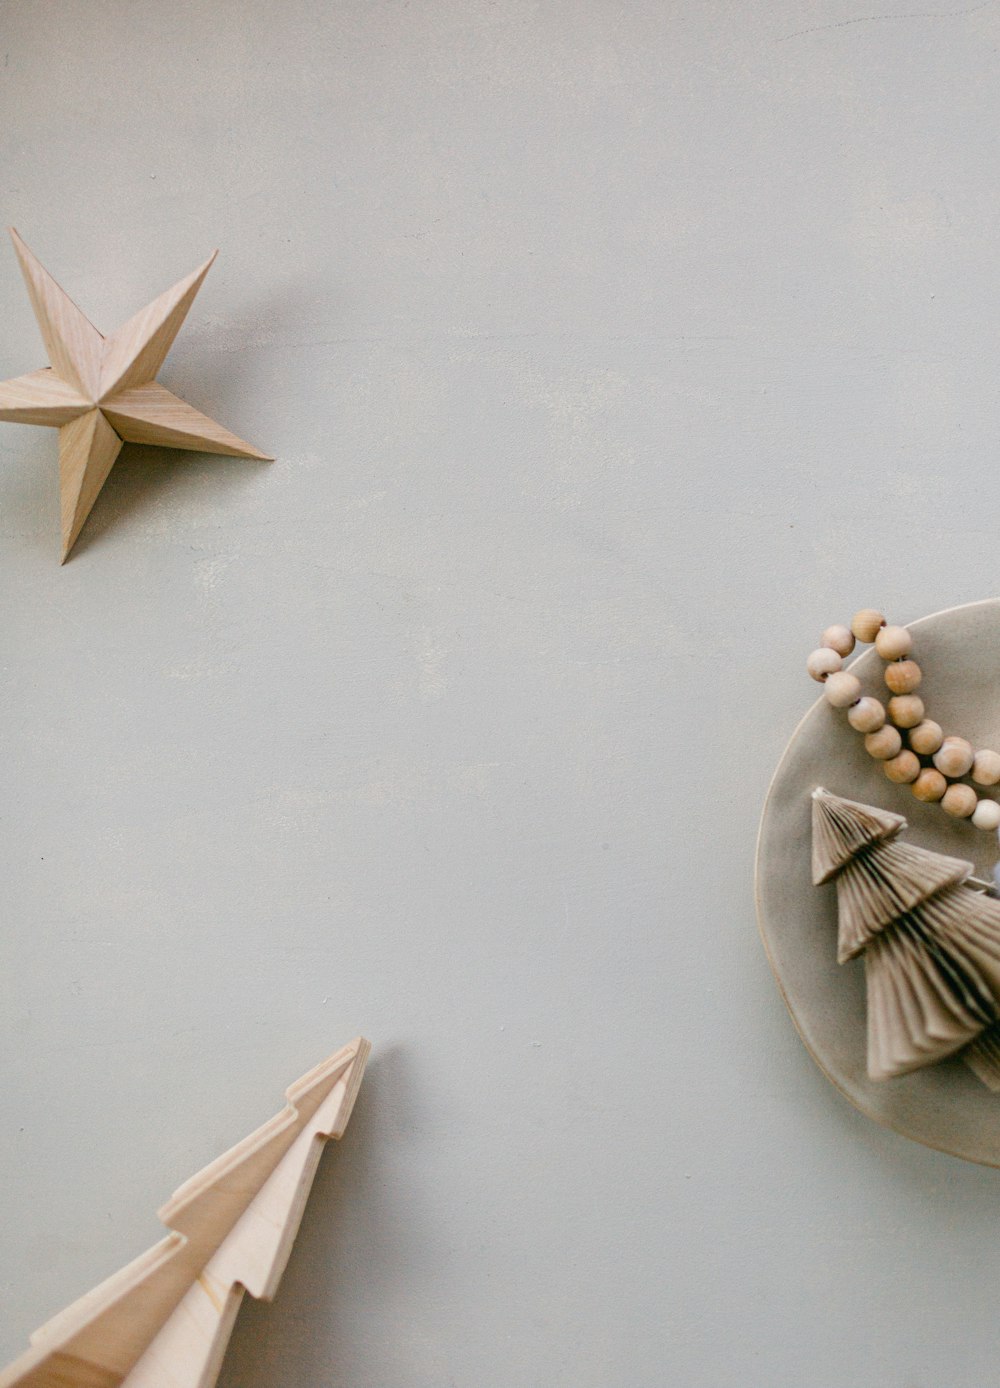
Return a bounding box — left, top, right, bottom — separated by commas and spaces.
824, 671, 862, 708
911, 768, 947, 802
807, 647, 842, 682
972, 798, 1000, 831
884, 660, 922, 695
972, 749, 1000, 787
887, 695, 924, 729
908, 719, 944, 755
875, 624, 912, 660
847, 697, 885, 733
821, 624, 855, 658
942, 783, 978, 818
865, 725, 902, 760
851, 609, 886, 643
933, 737, 975, 779
884, 750, 920, 784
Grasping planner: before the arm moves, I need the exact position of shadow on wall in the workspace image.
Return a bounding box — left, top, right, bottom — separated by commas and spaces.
66, 443, 271, 563
217, 1045, 427, 1388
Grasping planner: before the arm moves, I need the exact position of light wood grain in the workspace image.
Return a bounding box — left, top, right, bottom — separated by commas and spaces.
0, 369, 91, 425
59, 412, 124, 562
0, 1037, 370, 1388
0, 231, 272, 560
10, 229, 104, 400
102, 383, 270, 459
98, 254, 216, 401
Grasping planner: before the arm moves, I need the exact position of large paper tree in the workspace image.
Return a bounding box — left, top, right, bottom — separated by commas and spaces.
812, 788, 1000, 1089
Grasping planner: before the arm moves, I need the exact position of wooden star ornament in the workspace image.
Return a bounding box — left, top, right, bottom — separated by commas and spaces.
0, 229, 272, 561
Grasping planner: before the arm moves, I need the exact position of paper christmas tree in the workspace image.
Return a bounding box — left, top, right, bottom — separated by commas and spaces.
0, 1037, 369, 1388
812, 788, 1000, 1088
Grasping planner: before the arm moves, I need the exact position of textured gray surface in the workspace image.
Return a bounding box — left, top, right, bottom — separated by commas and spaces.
3, 3, 1000, 1385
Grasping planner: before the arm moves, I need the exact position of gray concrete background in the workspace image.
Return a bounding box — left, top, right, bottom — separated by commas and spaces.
3, 2, 1000, 1384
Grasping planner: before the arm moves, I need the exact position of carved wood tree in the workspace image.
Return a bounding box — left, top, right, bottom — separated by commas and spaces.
0, 1037, 369, 1388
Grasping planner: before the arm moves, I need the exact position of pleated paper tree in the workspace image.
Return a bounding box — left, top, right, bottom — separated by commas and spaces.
812, 787, 1000, 1089
0, 1037, 369, 1388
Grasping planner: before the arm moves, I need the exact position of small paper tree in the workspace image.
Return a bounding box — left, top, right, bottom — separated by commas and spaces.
812, 787, 1000, 1088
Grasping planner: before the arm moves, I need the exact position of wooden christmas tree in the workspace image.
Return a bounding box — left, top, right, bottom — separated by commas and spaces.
0, 1037, 369, 1388
812, 787, 1000, 1089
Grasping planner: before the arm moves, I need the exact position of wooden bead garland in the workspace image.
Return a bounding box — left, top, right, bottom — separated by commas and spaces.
909, 720, 943, 755
864, 725, 901, 760
886, 695, 923, 728
847, 698, 885, 733
807, 609, 1000, 833
912, 768, 947, 802
934, 737, 974, 779
942, 783, 978, 818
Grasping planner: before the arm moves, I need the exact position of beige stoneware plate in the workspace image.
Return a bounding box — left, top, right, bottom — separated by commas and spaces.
756, 598, 1000, 1166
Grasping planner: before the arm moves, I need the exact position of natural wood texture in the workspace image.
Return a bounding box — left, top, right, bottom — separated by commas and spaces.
864, 725, 902, 761
0, 369, 90, 425
823, 670, 862, 709
757, 597, 1000, 1165
851, 609, 886, 644
813, 609, 1000, 834
887, 694, 923, 729
821, 624, 855, 658
99, 255, 217, 401
909, 720, 944, 756
972, 800, 1000, 831
59, 412, 123, 561
0, 1037, 370, 1388
10, 229, 104, 400
102, 383, 271, 459
0, 230, 272, 561
846, 698, 885, 734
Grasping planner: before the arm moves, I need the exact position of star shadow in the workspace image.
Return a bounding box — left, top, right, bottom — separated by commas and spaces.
64, 440, 272, 564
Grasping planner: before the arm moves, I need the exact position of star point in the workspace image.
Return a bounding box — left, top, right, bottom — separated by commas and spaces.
0, 231, 271, 561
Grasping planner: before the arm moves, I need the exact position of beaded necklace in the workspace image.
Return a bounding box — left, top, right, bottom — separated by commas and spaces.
807, 608, 1000, 835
